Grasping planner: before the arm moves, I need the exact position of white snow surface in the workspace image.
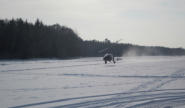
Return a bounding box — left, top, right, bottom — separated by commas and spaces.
1, 56, 185, 108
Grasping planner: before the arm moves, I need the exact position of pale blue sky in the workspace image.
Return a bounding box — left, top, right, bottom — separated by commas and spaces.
0, 0, 185, 48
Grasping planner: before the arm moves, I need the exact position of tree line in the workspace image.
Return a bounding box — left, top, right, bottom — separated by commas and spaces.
0, 18, 185, 59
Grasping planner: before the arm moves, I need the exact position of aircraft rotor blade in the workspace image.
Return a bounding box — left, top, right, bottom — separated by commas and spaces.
98, 39, 122, 53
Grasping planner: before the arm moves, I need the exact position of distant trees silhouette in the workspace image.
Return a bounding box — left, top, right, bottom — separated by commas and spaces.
0, 18, 185, 59
0, 18, 82, 59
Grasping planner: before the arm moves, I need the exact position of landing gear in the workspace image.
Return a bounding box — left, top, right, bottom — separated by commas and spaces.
113, 61, 116, 64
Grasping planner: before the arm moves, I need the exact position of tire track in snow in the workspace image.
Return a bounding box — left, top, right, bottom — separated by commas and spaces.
52, 89, 185, 108
10, 68, 185, 108
115, 68, 185, 107
62, 73, 185, 79
10, 89, 185, 108
0, 63, 102, 73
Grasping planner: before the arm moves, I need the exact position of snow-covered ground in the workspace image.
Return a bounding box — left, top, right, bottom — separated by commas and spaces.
1, 56, 185, 108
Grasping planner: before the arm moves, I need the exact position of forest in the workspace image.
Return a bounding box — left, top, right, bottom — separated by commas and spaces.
0, 18, 185, 59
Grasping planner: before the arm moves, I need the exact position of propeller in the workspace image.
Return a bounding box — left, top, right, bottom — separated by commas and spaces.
98, 39, 122, 54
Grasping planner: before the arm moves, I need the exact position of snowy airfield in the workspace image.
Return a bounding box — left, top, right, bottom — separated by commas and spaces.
1, 56, 185, 108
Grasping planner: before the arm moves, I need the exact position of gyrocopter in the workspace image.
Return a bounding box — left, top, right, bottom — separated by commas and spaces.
98, 39, 122, 64
103, 53, 116, 64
